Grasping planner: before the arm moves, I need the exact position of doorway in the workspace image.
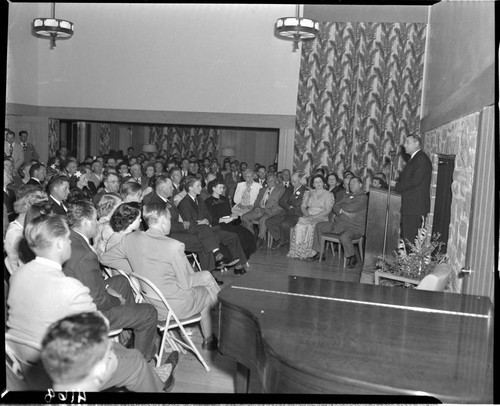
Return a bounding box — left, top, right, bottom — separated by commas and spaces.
60, 121, 91, 161
432, 154, 455, 254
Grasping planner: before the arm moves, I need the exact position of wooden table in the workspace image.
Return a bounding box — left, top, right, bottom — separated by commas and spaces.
218, 272, 493, 402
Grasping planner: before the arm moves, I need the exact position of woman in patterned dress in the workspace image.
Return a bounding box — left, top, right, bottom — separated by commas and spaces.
288, 175, 334, 259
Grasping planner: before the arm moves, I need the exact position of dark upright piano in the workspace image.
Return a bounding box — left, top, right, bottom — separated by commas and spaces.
218, 271, 493, 402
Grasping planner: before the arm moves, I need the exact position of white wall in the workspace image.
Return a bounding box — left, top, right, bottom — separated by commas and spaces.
7, 3, 302, 116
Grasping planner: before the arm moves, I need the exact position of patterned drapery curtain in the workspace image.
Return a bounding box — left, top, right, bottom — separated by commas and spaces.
295, 22, 426, 181
99, 123, 111, 155
48, 118, 60, 158
149, 125, 219, 159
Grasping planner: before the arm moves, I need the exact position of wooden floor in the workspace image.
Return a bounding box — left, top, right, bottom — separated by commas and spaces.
166, 243, 374, 393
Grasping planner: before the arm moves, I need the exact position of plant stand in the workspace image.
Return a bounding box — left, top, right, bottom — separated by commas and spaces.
374, 270, 421, 287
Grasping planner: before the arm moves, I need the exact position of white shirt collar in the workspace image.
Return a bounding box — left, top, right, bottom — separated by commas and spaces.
50, 195, 63, 205
411, 149, 420, 160
35, 256, 62, 271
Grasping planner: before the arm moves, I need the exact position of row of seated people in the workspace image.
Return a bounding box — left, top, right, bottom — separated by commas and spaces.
4, 193, 235, 392
5, 151, 374, 275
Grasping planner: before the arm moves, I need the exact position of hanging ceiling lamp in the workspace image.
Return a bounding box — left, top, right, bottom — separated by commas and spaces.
275, 5, 319, 52
32, 3, 74, 49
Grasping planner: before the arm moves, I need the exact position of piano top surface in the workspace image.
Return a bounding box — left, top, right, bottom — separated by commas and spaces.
218, 271, 494, 401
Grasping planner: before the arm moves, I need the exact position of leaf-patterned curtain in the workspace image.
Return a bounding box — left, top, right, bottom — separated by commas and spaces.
99, 123, 111, 155
48, 118, 60, 158
295, 22, 426, 181
149, 125, 219, 159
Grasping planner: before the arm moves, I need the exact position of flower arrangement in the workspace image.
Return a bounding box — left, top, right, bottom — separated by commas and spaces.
376, 216, 448, 287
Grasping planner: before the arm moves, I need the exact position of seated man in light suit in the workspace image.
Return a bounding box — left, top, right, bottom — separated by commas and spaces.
309, 177, 368, 268
100, 202, 221, 351
241, 173, 285, 248
6, 213, 175, 392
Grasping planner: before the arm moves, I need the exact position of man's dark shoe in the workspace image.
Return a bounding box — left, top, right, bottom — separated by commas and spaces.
163, 375, 175, 392
164, 350, 179, 372
215, 251, 239, 268
234, 266, 247, 275
347, 256, 357, 268
307, 253, 320, 261
202, 335, 218, 351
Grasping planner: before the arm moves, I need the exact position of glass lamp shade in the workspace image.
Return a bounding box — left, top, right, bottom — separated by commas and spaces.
275, 17, 319, 40
32, 18, 74, 38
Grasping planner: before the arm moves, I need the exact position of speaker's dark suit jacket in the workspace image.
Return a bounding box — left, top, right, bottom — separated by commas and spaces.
394, 149, 432, 216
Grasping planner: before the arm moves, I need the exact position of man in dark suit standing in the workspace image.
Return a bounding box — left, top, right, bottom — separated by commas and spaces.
266, 172, 308, 249
393, 134, 432, 244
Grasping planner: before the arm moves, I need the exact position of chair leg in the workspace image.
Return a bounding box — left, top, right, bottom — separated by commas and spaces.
267, 231, 273, 248
177, 324, 211, 372
319, 237, 325, 262
157, 329, 169, 367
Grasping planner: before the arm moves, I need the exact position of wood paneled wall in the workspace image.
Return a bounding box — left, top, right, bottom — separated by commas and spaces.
219, 128, 278, 168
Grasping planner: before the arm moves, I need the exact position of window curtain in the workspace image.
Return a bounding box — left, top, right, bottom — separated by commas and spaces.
99, 123, 111, 155
48, 118, 60, 158
150, 125, 219, 159
294, 22, 426, 181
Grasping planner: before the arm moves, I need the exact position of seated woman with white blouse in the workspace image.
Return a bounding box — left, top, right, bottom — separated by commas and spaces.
231, 169, 262, 217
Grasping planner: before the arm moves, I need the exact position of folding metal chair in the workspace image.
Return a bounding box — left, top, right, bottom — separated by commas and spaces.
130, 272, 210, 372
185, 252, 202, 272
103, 267, 143, 303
